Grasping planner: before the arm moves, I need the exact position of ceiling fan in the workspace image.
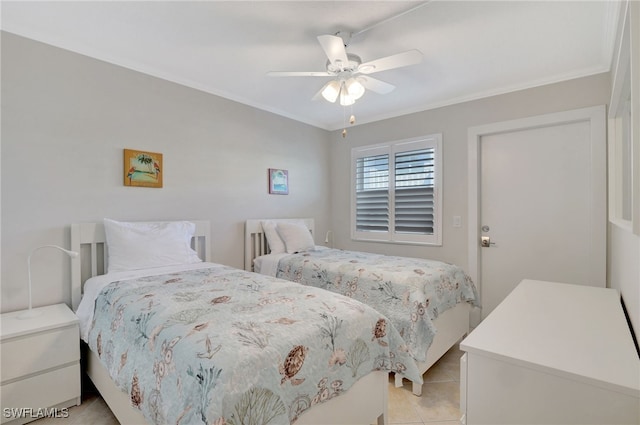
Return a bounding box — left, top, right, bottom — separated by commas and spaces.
267, 31, 423, 106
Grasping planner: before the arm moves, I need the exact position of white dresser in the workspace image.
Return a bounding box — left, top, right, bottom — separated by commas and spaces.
0, 304, 81, 424
460, 280, 640, 425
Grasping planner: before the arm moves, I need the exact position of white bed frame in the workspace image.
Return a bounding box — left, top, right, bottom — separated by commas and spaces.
245, 218, 471, 397
70, 220, 388, 425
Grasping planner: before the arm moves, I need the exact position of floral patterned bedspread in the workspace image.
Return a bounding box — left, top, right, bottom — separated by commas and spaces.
87, 265, 421, 425
275, 249, 479, 363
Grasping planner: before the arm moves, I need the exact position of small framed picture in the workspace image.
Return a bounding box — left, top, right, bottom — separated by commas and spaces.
124, 149, 163, 188
268, 168, 288, 195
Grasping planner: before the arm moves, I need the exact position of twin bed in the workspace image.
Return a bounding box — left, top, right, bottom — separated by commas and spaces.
69, 217, 477, 424
244, 219, 478, 396
71, 220, 422, 425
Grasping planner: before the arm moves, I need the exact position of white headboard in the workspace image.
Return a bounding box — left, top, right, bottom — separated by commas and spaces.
70, 220, 211, 311
244, 218, 314, 272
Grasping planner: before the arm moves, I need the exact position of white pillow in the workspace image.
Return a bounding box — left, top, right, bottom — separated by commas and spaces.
276, 221, 315, 253
104, 219, 202, 273
261, 221, 286, 254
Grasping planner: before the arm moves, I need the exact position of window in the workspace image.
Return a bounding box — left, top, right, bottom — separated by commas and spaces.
621, 96, 632, 221
351, 134, 442, 245
609, 0, 639, 235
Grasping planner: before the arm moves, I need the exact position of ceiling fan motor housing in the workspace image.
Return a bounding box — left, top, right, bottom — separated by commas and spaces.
326, 53, 362, 73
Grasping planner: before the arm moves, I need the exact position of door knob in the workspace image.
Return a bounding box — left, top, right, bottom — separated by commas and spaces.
481, 236, 495, 247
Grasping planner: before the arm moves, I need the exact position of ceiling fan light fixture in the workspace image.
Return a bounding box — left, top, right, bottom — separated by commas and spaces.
321, 80, 341, 103
270, 26, 424, 118
339, 90, 355, 106
346, 78, 365, 100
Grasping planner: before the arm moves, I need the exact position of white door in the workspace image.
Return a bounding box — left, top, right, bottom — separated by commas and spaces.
468, 106, 606, 319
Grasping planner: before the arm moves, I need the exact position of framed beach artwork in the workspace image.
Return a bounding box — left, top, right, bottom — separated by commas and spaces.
124, 149, 163, 188
268, 168, 288, 194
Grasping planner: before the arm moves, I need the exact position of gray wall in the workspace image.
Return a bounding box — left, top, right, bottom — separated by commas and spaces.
328, 72, 639, 340
328, 73, 611, 268
3, 31, 637, 341
1, 32, 332, 312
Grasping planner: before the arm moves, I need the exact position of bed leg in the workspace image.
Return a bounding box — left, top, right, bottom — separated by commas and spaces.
396, 372, 422, 396
412, 381, 422, 397
380, 371, 389, 425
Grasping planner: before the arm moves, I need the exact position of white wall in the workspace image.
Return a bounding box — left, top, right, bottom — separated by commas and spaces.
605, 0, 640, 341
1, 32, 332, 313
609, 223, 640, 338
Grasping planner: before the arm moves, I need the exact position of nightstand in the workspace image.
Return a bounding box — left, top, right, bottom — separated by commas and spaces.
0, 304, 81, 425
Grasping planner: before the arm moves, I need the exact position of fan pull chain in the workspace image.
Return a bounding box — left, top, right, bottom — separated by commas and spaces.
342, 105, 356, 138
342, 105, 347, 138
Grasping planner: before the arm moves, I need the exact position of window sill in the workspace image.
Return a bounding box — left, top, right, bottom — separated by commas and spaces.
351, 237, 443, 247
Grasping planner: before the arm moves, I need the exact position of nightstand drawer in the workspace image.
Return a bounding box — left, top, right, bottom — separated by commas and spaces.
0, 325, 79, 383
1, 363, 80, 424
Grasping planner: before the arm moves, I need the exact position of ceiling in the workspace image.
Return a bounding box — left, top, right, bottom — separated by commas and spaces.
1, 1, 620, 131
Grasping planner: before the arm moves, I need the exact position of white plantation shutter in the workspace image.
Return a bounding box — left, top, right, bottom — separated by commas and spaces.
394, 148, 435, 235
352, 135, 442, 245
355, 154, 389, 232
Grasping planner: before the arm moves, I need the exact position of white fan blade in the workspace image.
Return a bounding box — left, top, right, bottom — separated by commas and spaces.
358, 49, 423, 74
358, 76, 395, 94
267, 71, 332, 77
317, 34, 349, 70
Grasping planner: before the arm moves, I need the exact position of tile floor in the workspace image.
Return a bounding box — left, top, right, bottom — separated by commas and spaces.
31, 344, 464, 425
388, 344, 463, 425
